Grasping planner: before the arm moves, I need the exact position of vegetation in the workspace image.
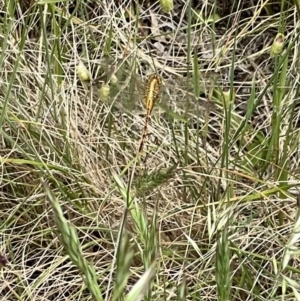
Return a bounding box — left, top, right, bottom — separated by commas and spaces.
1, 0, 300, 300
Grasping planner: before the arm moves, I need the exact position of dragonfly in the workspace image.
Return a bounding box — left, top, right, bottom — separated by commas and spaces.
138, 73, 162, 154
93, 65, 214, 155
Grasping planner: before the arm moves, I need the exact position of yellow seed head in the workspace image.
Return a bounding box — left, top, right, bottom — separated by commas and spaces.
223, 87, 235, 105
110, 74, 118, 85
99, 84, 110, 101
207, 13, 221, 23
270, 33, 285, 58
159, 0, 173, 13
76, 61, 90, 81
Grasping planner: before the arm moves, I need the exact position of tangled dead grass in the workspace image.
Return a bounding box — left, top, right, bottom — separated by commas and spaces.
1, 0, 300, 300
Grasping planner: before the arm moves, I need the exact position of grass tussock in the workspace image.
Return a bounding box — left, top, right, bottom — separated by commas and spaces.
1, 0, 300, 300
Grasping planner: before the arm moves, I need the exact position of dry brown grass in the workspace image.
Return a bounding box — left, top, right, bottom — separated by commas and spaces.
1, 0, 300, 300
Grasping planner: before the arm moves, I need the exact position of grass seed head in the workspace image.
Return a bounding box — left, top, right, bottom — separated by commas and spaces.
76, 61, 91, 81
159, 0, 173, 13
270, 33, 285, 58
99, 83, 110, 101
110, 74, 118, 85
222, 87, 235, 105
